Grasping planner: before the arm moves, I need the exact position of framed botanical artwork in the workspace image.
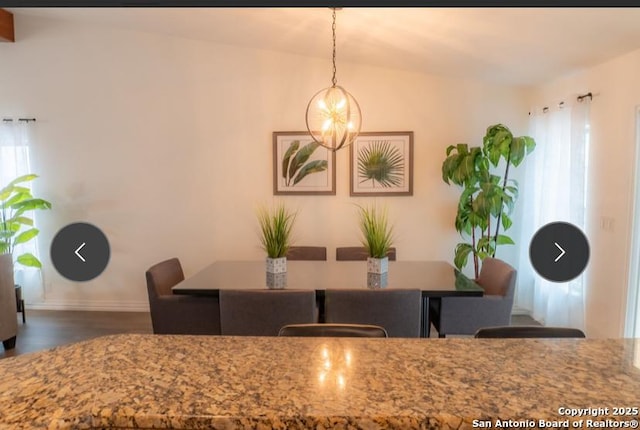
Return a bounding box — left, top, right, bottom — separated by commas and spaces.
273, 132, 336, 195
350, 131, 414, 196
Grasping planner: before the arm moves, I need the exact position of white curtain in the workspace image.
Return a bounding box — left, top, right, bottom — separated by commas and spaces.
0, 119, 44, 304
516, 99, 590, 329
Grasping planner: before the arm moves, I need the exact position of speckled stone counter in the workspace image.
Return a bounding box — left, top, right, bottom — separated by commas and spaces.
1, 335, 639, 429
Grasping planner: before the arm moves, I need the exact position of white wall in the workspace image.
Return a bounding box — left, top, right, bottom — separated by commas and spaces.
0, 14, 528, 311
529, 48, 640, 338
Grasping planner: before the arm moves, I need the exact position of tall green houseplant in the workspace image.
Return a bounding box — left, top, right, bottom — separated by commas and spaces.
0, 174, 52, 268
442, 124, 535, 278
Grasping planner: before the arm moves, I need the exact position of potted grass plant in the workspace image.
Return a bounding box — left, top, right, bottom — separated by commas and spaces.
256, 202, 296, 289
357, 204, 394, 288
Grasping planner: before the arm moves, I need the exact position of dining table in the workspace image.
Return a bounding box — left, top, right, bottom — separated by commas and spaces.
1, 334, 638, 429
171, 260, 484, 337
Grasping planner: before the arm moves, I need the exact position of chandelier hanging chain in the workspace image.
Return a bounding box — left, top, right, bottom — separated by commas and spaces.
331, 8, 337, 87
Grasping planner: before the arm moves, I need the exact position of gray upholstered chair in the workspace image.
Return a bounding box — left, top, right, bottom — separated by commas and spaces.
0, 254, 17, 350
335, 247, 397, 261
278, 323, 388, 338
474, 326, 585, 338
324, 289, 421, 337
430, 257, 516, 338
146, 258, 221, 335
219, 289, 317, 336
286, 246, 327, 261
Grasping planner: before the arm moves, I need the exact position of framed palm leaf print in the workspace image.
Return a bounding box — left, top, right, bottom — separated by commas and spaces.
273, 132, 336, 195
350, 132, 413, 196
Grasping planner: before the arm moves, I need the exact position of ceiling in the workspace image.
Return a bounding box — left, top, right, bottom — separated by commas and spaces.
10, 7, 640, 86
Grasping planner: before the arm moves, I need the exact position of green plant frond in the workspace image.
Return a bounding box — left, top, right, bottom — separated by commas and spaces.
454, 243, 474, 270
0, 174, 38, 197
357, 204, 394, 258
496, 235, 515, 245
288, 141, 319, 181
456, 143, 469, 155
501, 213, 513, 230
3, 191, 31, 208
292, 160, 328, 185
282, 140, 300, 181
16, 253, 41, 268
13, 228, 39, 246
5, 216, 34, 227
0, 174, 50, 268
357, 140, 404, 188
445, 145, 458, 156
256, 203, 296, 258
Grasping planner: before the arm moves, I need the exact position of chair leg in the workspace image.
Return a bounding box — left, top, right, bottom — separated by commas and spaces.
21, 299, 25, 323
2, 336, 16, 350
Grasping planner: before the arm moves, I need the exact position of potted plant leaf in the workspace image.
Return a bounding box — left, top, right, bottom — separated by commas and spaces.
0, 174, 52, 349
357, 204, 394, 288
256, 203, 296, 289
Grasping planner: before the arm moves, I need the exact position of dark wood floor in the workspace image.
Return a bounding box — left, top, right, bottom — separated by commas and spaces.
1, 310, 153, 359
1, 310, 539, 359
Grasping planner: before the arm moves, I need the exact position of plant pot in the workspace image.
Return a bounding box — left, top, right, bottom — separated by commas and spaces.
367, 257, 389, 289
0, 254, 18, 349
367, 257, 389, 274
266, 257, 287, 274
266, 257, 287, 289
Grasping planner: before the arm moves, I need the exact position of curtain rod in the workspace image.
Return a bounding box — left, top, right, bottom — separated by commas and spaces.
2, 118, 36, 122
531, 91, 594, 115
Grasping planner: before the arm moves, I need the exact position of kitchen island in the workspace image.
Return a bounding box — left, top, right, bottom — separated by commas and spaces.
0, 334, 638, 429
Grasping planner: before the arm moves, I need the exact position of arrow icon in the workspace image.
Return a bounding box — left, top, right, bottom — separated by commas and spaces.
75, 242, 86, 262
554, 242, 565, 262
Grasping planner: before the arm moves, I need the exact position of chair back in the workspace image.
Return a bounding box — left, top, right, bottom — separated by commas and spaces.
220, 289, 317, 336
336, 247, 397, 261
145, 258, 220, 335
278, 323, 388, 338
146, 258, 185, 298
324, 289, 421, 337
474, 326, 586, 338
478, 258, 516, 300
286, 246, 327, 261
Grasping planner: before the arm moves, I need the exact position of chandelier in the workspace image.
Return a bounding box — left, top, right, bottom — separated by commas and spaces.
305, 8, 362, 152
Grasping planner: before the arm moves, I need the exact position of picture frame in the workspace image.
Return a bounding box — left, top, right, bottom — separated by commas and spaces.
273, 132, 336, 195
350, 131, 414, 196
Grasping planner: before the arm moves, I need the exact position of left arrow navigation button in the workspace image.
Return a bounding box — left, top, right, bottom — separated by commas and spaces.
75, 242, 86, 262
51, 223, 110, 282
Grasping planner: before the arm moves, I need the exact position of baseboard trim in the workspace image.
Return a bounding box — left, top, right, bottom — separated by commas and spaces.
511, 306, 531, 316
27, 300, 150, 312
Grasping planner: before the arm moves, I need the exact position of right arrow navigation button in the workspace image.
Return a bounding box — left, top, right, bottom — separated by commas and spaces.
529, 222, 589, 283
553, 242, 565, 262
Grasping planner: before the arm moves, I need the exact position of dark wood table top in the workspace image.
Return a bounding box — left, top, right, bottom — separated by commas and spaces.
172, 260, 484, 297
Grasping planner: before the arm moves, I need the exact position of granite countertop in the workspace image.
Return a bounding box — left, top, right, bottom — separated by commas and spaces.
0, 334, 639, 429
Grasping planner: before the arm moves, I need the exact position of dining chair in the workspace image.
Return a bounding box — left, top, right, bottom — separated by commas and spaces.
335, 246, 397, 261
474, 326, 586, 338
146, 258, 221, 335
286, 246, 327, 261
324, 289, 421, 337
278, 323, 388, 337
219, 289, 317, 336
429, 257, 516, 338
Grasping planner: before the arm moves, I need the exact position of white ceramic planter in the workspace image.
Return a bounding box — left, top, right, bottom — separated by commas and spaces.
366, 256, 389, 289
367, 257, 389, 274
266, 257, 287, 274
266, 257, 287, 289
